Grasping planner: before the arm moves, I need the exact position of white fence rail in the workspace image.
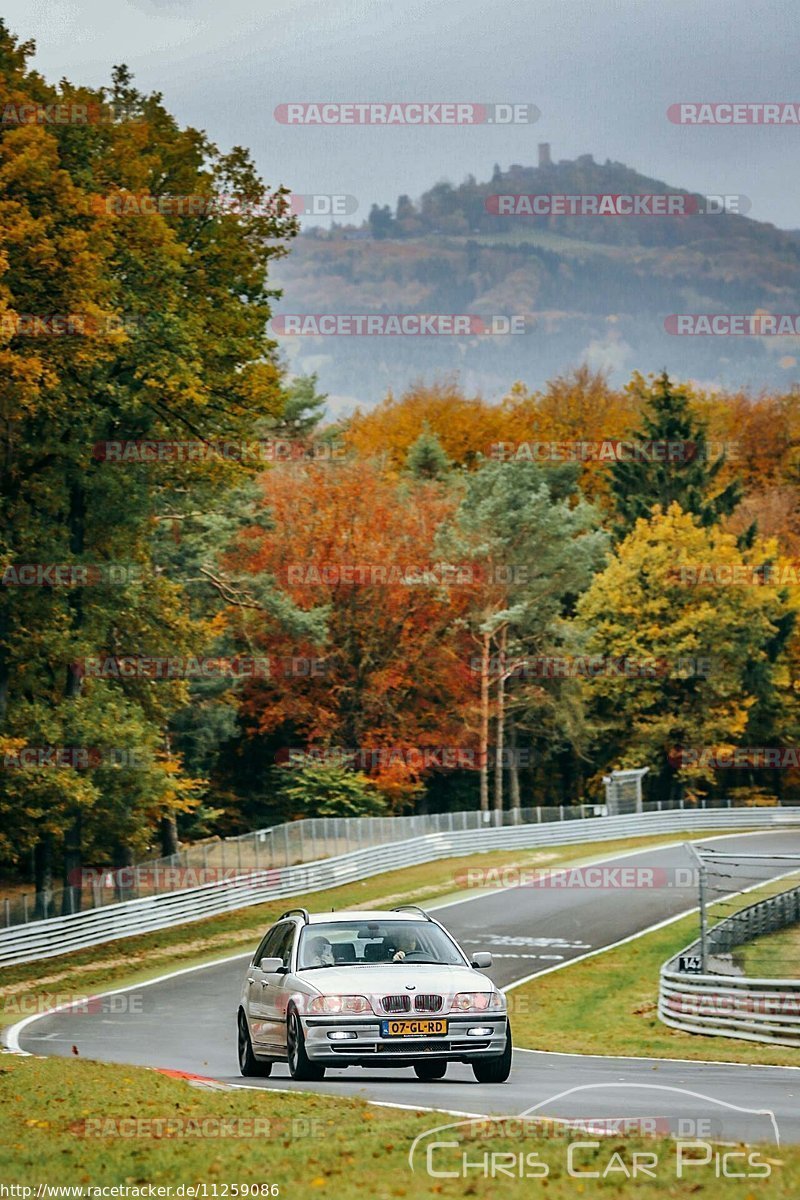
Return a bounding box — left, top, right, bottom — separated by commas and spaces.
659, 882, 800, 1047
1, 807, 795, 969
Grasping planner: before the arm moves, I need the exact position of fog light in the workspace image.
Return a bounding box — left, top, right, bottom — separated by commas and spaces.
467, 1026, 493, 1036
328, 1030, 357, 1040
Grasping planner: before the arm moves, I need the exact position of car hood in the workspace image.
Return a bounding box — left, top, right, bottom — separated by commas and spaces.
298, 962, 496, 996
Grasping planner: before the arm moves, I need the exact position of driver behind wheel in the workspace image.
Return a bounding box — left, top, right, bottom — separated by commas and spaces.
391, 929, 418, 961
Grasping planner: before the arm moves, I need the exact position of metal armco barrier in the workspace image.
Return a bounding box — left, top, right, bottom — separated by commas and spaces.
659, 881, 800, 1047
0, 807, 795, 968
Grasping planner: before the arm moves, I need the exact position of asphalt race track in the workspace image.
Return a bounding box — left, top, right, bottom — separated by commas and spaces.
12, 831, 800, 1143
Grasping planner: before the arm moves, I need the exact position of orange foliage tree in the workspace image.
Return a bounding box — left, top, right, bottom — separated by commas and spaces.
226, 460, 478, 805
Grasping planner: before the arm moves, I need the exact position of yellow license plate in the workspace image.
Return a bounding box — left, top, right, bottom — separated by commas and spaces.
381, 1018, 447, 1037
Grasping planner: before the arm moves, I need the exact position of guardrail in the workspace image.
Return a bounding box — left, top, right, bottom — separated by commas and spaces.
659, 881, 800, 1047
3, 797, 772, 927
0, 806, 793, 969
3, 803, 605, 927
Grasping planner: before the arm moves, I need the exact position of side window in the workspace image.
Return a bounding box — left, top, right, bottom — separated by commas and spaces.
253, 924, 283, 966
272, 923, 296, 970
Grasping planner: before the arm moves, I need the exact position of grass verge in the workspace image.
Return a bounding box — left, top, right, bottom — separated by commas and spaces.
738, 910, 800, 980
0, 1054, 797, 1196
0, 828, 743, 1027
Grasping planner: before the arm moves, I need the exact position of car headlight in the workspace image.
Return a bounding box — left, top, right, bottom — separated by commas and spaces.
307, 995, 374, 1015
451, 991, 504, 1012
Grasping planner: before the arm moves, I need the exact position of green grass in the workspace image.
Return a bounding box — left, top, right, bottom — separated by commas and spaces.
1, 1054, 797, 1196
737, 919, 800, 980
0, 828, 735, 1028
507, 886, 800, 1067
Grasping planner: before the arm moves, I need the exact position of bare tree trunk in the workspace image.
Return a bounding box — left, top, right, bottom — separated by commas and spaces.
62, 813, 82, 914
61, 480, 85, 915
479, 631, 490, 812
508, 721, 521, 812
113, 843, 135, 902
33, 835, 54, 919
494, 626, 507, 816
160, 815, 179, 858
0, 605, 10, 727
160, 730, 180, 856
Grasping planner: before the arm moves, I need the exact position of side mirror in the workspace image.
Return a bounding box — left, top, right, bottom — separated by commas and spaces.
259, 956, 286, 973
471, 952, 493, 969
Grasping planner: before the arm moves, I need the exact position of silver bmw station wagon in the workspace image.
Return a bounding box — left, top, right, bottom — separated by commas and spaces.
237, 905, 512, 1082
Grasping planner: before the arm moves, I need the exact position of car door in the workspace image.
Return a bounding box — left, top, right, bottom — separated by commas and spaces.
258, 922, 297, 1054
247, 924, 286, 1049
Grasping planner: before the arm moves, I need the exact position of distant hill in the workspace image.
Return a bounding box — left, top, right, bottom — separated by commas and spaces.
271, 151, 800, 410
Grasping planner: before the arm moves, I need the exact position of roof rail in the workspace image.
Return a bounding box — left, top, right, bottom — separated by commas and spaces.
280, 907, 310, 924
391, 904, 432, 921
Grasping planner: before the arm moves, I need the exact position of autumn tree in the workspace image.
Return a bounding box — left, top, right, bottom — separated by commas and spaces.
437, 460, 607, 812
223, 459, 476, 814
609, 372, 742, 537
575, 503, 798, 801
0, 23, 298, 901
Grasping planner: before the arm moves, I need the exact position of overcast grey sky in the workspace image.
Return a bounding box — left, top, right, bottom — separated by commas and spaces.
5, 0, 797, 227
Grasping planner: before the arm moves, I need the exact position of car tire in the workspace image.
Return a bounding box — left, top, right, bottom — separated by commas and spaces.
413, 1060, 447, 1080
238, 1010, 272, 1077
471, 1020, 512, 1084
287, 1008, 326, 1082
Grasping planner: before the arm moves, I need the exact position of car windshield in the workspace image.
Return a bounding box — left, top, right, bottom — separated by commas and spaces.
297, 920, 466, 969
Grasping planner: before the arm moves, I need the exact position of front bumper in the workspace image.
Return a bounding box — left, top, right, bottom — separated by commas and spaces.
301, 1014, 508, 1065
